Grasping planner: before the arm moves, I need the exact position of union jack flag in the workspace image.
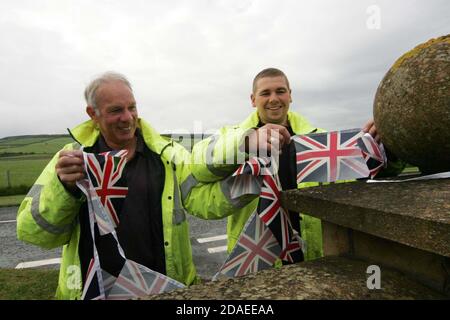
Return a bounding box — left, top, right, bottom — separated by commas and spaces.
280, 235, 302, 263
293, 129, 370, 183
85, 150, 128, 229
214, 212, 281, 278
81, 258, 107, 300
81, 257, 184, 300
228, 158, 270, 199
357, 133, 387, 178
106, 260, 185, 300
233, 157, 270, 176
258, 173, 302, 263
214, 157, 303, 279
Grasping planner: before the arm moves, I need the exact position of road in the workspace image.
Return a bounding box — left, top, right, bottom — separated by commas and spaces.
0, 206, 228, 280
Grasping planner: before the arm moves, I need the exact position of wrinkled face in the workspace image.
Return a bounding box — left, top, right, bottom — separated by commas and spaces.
87, 81, 138, 149
251, 76, 292, 125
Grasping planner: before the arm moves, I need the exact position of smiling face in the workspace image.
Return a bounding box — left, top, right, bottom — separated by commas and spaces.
251, 75, 292, 126
86, 80, 138, 150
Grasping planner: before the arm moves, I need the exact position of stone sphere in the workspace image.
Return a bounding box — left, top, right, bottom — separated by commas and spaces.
374, 35, 450, 174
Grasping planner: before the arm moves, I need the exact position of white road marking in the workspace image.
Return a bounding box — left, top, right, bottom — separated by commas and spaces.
0, 219, 16, 224
197, 234, 227, 243
207, 245, 228, 254
15, 258, 61, 269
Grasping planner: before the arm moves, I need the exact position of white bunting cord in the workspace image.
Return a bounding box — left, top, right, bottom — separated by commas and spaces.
366, 171, 450, 183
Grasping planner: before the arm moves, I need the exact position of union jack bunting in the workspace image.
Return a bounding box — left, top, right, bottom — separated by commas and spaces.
233, 157, 271, 176
77, 150, 185, 300
85, 150, 128, 230
107, 260, 185, 299
279, 233, 302, 263
257, 172, 302, 263
77, 177, 117, 236
81, 257, 119, 300
214, 157, 303, 279
214, 212, 281, 278
357, 133, 387, 178
293, 129, 371, 183
81, 256, 184, 300
81, 258, 106, 300
228, 157, 270, 199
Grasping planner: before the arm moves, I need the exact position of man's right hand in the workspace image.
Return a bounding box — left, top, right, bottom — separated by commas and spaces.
55, 150, 85, 192
243, 123, 291, 156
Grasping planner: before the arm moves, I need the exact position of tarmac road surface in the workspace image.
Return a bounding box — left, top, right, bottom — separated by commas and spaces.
0, 206, 228, 280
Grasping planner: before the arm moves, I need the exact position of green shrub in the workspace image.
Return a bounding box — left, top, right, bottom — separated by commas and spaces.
0, 185, 31, 196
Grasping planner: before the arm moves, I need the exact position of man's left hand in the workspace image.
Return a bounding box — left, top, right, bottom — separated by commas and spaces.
362, 118, 381, 143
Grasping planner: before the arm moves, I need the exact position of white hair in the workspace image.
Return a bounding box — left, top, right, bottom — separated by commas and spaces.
84, 71, 133, 113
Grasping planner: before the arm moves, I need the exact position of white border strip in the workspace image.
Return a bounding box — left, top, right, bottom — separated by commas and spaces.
15, 258, 61, 269
0, 219, 16, 224
197, 234, 227, 243
207, 245, 228, 254
367, 171, 450, 183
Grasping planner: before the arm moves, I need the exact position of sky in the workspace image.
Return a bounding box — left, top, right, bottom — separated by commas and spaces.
0, 0, 449, 138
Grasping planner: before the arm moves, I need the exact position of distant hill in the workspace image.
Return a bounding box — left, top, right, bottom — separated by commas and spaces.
0, 135, 73, 156
0, 133, 211, 156
0, 134, 70, 141
0, 133, 210, 191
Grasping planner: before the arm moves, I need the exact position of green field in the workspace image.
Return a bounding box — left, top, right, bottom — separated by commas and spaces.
0, 134, 70, 148
0, 135, 71, 190
0, 134, 202, 195
0, 137, 72, 154
0, 157, 53, 188
0, 194, 25, 207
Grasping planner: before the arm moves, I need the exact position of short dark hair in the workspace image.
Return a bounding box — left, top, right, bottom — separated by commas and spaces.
252, 68, 290, 93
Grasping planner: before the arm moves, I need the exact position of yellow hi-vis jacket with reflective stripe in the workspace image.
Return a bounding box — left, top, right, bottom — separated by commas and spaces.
191, 111, 326, 261
17, 118, 253, 299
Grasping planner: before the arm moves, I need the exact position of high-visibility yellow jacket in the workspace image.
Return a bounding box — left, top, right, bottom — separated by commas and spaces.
17, 118, 250, 299
191, 111, 326, 261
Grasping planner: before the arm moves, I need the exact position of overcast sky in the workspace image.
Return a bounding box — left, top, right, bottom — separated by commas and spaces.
0, 0, 449, 138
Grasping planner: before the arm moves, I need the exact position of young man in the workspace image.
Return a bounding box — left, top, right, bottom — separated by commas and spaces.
17, 72, 254, 299
191, 67, 394, 261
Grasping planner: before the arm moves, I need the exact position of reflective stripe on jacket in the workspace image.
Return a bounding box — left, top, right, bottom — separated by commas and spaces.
17, 118, 250, 299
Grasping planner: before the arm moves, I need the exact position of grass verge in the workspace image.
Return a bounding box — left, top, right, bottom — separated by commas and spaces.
402, 166, 420, 174
0, 268, 59, 300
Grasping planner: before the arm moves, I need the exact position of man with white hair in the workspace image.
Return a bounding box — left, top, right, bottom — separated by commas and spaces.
17, 71, 251, 299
